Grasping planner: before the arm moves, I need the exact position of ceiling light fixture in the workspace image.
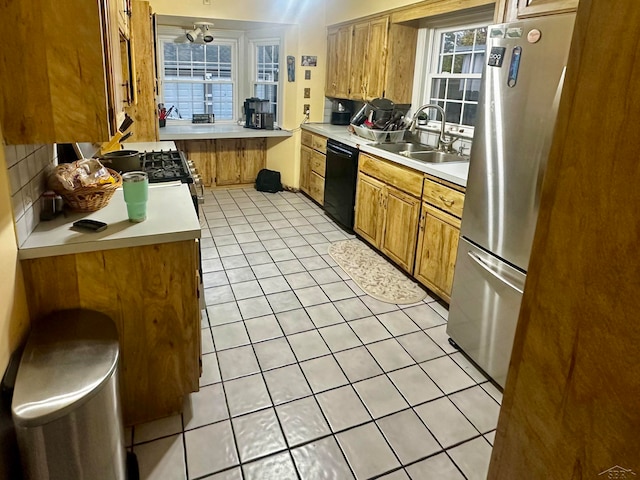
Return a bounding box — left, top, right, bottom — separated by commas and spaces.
186, 22, 215, 43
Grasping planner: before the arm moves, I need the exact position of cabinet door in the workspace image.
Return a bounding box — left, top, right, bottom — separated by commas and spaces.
125, 0, 158, 142
309, 171, 325, 205
364, 17, 389, 100
335, 26, 352, 99
518, 0, 578, 16
501, 0, 578, 21
215, 139, 241, 185
414, 203, 461, 302
240, 138, 266, 184
310, 151, 326, 177
380, 186, 420, 273
354, 174, 385, 247
384, 23, 418, 104
300, 146, 312, 194
349, 22, 369, 100
0, 0, 113, 143
326, 29, 338, 98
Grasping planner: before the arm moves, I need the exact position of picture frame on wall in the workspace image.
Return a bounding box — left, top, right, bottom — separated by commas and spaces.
287, 56, 295, 82
305, 70, 311, 80
301, 56, 317, 67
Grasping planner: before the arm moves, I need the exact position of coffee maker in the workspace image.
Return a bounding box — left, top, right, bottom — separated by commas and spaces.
244, 98, 274, 130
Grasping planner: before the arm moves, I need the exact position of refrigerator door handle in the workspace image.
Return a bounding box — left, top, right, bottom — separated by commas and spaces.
467, 250, 525, 294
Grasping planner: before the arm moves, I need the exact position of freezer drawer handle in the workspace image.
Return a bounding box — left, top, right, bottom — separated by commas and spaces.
467, 250, 525, 294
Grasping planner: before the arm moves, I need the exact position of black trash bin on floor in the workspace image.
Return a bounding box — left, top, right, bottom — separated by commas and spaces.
11, 309, 127, 480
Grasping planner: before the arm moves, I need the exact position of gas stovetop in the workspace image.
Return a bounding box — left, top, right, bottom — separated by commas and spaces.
142, 150, 193, 184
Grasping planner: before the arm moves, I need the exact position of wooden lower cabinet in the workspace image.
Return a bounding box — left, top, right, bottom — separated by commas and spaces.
21, 240, 201, 426
354, 153, 466, 303
414, 203, 461, 303
354, 172, 420, 273
175, 138, 266, 187
354, 174, 385, 245
308, 171, 325, 205
216, 138, 266, 186
381, 188, 421, 273
300, 145, 311, 194
299, 131, 327, 205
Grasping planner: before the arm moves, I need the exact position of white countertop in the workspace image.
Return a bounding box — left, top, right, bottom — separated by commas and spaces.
121, 141, 177, 152
302, 123, 469, 187
158, 123, 293, 141
19, 184, 201, 260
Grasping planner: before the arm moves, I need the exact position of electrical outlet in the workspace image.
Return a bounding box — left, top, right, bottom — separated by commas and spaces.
304, 104, 310, 116
304, 88, 310, 99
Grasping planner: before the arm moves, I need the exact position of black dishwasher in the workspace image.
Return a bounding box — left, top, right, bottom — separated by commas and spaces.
324, 139, 359, 231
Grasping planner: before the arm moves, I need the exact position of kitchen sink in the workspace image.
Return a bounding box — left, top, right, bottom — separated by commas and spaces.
375, 142, 434, 154
375, 142, 468, 163
407, 151, 468, 163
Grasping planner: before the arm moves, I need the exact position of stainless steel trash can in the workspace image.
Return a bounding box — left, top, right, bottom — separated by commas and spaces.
11, 309, 126, 480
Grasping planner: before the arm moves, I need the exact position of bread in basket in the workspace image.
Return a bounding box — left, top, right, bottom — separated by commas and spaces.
48, 163, 122, 212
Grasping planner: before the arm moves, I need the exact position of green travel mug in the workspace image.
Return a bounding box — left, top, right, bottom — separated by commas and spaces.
121, 171, 149, 223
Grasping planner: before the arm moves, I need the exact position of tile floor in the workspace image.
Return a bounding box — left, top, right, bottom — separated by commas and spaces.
128, 187, 502, 480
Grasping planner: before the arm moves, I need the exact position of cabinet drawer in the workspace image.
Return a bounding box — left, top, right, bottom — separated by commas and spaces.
312, 135, 327, 154
311, 151, 326, 177
422, 178, 465, 218
301, 130, 313, 148
309, 171, 325, 205
359, 153, 423, 198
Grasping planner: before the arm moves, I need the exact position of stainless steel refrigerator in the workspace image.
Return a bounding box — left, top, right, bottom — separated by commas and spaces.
447, 14, 575, 388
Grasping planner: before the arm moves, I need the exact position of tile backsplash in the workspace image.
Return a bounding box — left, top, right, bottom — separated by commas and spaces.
4, 144, 56, 246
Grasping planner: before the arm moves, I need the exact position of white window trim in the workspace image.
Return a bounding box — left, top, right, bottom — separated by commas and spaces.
411, 7, 493, 137
157, 26, 241, 124
248, 37, 282, 125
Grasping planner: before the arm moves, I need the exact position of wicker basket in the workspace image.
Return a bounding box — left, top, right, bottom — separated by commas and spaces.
50, 168, 122, 212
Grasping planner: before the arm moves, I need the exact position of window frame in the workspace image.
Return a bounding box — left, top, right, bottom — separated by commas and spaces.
157, 29, 240, 124
411, 8, 493, 137
249, 38, 281, 125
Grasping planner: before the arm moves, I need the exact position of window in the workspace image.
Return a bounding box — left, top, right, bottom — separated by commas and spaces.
417, 19, 489, 130
252, 41, 280, 120
161, 41, 236, 121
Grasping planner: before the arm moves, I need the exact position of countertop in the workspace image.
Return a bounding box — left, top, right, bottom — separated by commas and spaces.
121, 140, 177, 152
159, 123, 293, 141
19, 183, 201, 260
302, 123, 469, 187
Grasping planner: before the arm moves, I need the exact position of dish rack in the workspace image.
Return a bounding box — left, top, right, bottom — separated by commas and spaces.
351, 124, 405, 143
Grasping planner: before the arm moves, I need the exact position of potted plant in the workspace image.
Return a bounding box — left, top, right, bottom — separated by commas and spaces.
417, 112, 429, 125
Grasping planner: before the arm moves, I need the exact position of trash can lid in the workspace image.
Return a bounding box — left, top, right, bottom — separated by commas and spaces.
12, 309, 120, 427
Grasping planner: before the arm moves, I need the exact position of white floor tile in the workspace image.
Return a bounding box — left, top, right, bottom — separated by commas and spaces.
134, 434, 186, 480
185, 421, 239, 479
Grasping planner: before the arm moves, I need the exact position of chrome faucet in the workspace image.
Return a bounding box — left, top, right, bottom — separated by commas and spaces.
408, 104, 457, 152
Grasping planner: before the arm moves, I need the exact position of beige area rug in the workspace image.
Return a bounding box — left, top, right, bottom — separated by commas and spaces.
328, 239, 427, 305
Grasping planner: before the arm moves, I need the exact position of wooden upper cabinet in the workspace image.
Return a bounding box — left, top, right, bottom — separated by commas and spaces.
325, 25, 351, 99
0, 0, 122, 144
384, 23, 418, 104
326, 16, 417, 104
124, 0, 158, 142
349, 22, 370, 101
364, 17, 389, 101
499, 0, 579, 21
